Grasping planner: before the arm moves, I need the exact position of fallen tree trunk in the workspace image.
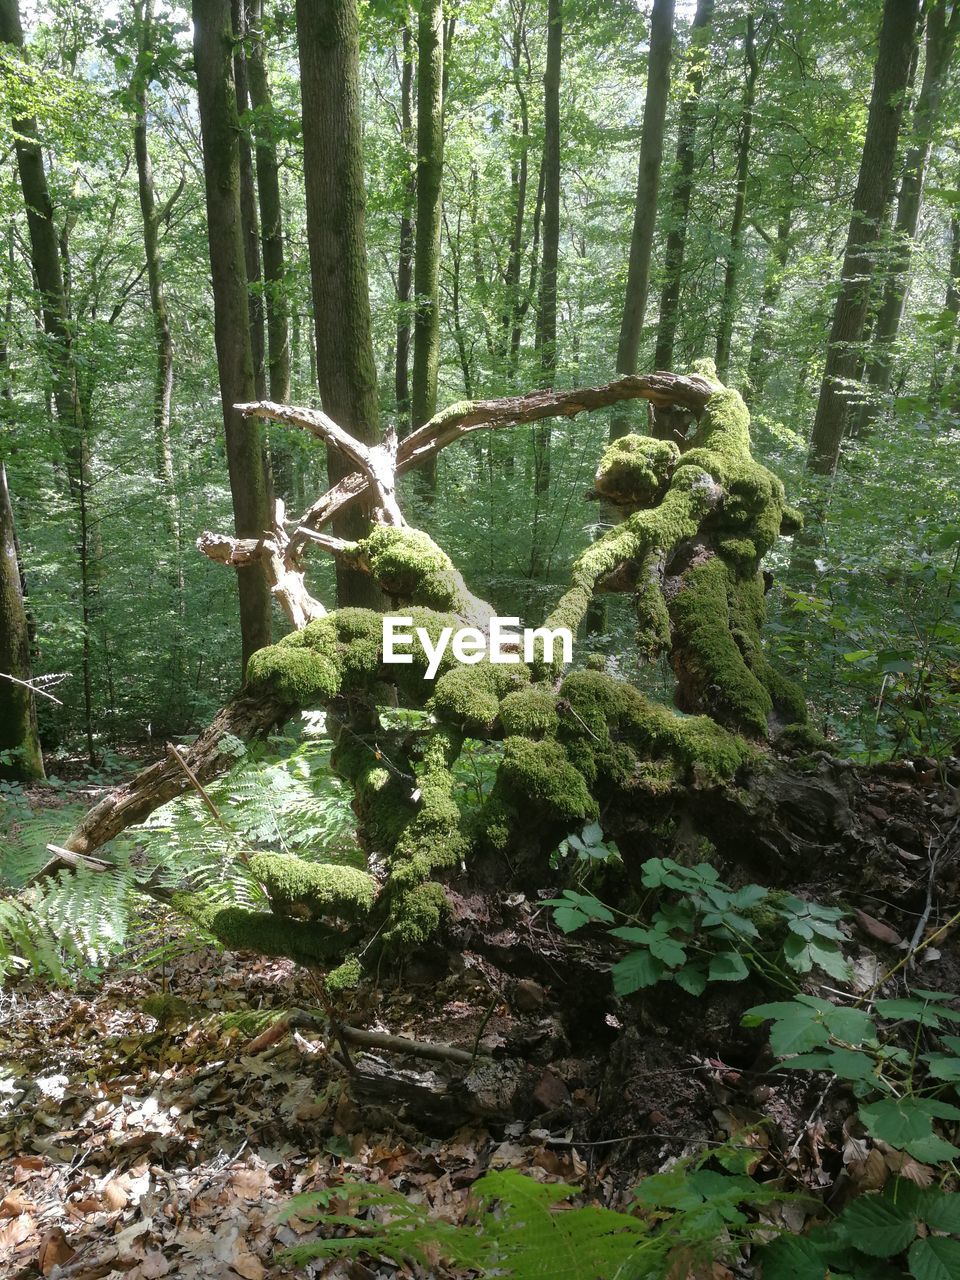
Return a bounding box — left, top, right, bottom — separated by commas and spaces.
62, 689, 290, 855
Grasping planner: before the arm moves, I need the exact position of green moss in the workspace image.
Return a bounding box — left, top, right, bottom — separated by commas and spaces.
358, 526, 491, 625
633, 555, 671, 659
383, 880, 449, 947
249, 852, 376, 920
668, 558, 773, 736
325, 954, 363, 991
593, 435, 679, 506
776, 722, 828, 752
431, 661, 530, 733
498, 686, 559, 738
172, 894, 347, 965
245, 643, 341, 706
558, 669, 754, 785
495, 736, 598, 825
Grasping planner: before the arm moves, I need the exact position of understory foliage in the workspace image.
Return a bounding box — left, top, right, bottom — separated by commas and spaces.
279, 1155, 796, 1278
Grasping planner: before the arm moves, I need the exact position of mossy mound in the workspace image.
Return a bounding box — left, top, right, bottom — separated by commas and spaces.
358, 526, 492, 626
594, 435, 679, 506
173, 893, 350, 965
431, 661, 531, 733
249, 852, 376, 920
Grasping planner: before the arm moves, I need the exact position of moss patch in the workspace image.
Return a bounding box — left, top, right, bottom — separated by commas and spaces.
249, 852, 376, 920
594, 435, 679, 506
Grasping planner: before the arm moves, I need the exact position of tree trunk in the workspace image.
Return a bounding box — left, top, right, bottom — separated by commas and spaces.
857, 0, 959, 433
131, 0, 185, 646
611, 0, 674, 440
807, 0, 921, 475
0, 0, 101, 759
192, 0, 273, 673
246, 0, 289, 406
231, 0, 267, 404
0, 462, 43, 781
529, 0, 562, 582
411, 0, 445, 489
745, 208, 792, 404
714, 13, 758, 380
395, 23, 415, 433
295, 0, 382, 607
652, 0, 715, 373
503, 0, 531, 376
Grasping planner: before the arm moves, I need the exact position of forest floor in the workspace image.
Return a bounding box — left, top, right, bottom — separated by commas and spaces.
1, 757, 958, 1280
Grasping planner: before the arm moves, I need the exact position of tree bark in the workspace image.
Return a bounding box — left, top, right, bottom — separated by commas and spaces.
246, 0, 290, 408
411, 0, 445, 489
714, 13, 758, 380
296, 0, 382, 607
395, 23, 414, 433
131, 0, 185, 635
0, 0, 100, 759
653, 0, 714, 373
857, 0, 959, 433
503, 0, 531, 377
193, 0, 273, 673
931, 210, 960, 398
529, 0, 562, 581
0, 461, 44, 781
611, 0, 674, 440
745, 209, 792, 403
807, 0, 921, 475
231, 0, 267, 405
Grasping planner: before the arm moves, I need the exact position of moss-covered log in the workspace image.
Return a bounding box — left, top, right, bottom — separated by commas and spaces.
60, 365, 815, 973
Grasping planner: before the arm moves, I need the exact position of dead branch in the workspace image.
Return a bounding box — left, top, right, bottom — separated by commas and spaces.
281, 372, 715, 551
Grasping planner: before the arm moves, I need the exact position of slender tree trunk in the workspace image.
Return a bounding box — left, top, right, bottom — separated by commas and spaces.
611, 0, 674, 439
931, 210, 960, 398
0, 0, 100, 759
411, 0, 445, 489
807, 0, 921, 475
857, 0, 959, 433
714, 12, 758, 379
193, 0, 273, 672
131, 1, 184, 626
653, 0, 715, 373
295, 0, 382, 607
396, 23, 415, 433
529, 0, 562, 582
246, 0, 289, 406
0, 462, 43, 780
503, 0, 531, 376
745, 208, 792, 403
231, 0, 267, 403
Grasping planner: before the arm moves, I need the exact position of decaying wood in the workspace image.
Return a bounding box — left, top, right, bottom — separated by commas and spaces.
284, 372, 716, 553
197, 500, 326, 630
61, 688, 290, 856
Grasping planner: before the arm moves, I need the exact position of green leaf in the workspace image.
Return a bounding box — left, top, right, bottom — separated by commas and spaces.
769, 1015, 832, 1057
611, 950, 664, 994
908, 1237, 960, 1280
823, 1005, 874, 1045
783, 932, 813, 973
808, 939, 853, 981
673, 965, 707, 996
839, 1196, 916, 1257
648, 935, 686, 967
552, 906, 590, 933
917, 1189, 960, 1234
844, 649, 875, 662
922, 1053, 960, 1082
708, 951, 749, 982
759, 1234, 828, 1280
860, 1098, 960, 1159
874, 998, 943, 1028
826, 1048, 880, 1082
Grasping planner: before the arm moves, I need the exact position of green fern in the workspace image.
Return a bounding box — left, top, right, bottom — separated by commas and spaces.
278, 1162, 794, 1278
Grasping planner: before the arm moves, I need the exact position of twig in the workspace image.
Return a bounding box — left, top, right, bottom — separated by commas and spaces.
0, 670, 64, 705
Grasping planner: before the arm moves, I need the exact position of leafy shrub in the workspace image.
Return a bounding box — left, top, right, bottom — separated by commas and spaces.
546, 857, 850, 996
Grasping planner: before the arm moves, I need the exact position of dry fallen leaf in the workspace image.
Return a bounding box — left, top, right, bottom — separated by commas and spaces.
38, 1226, 76, 1275
853, 909, 903, 946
